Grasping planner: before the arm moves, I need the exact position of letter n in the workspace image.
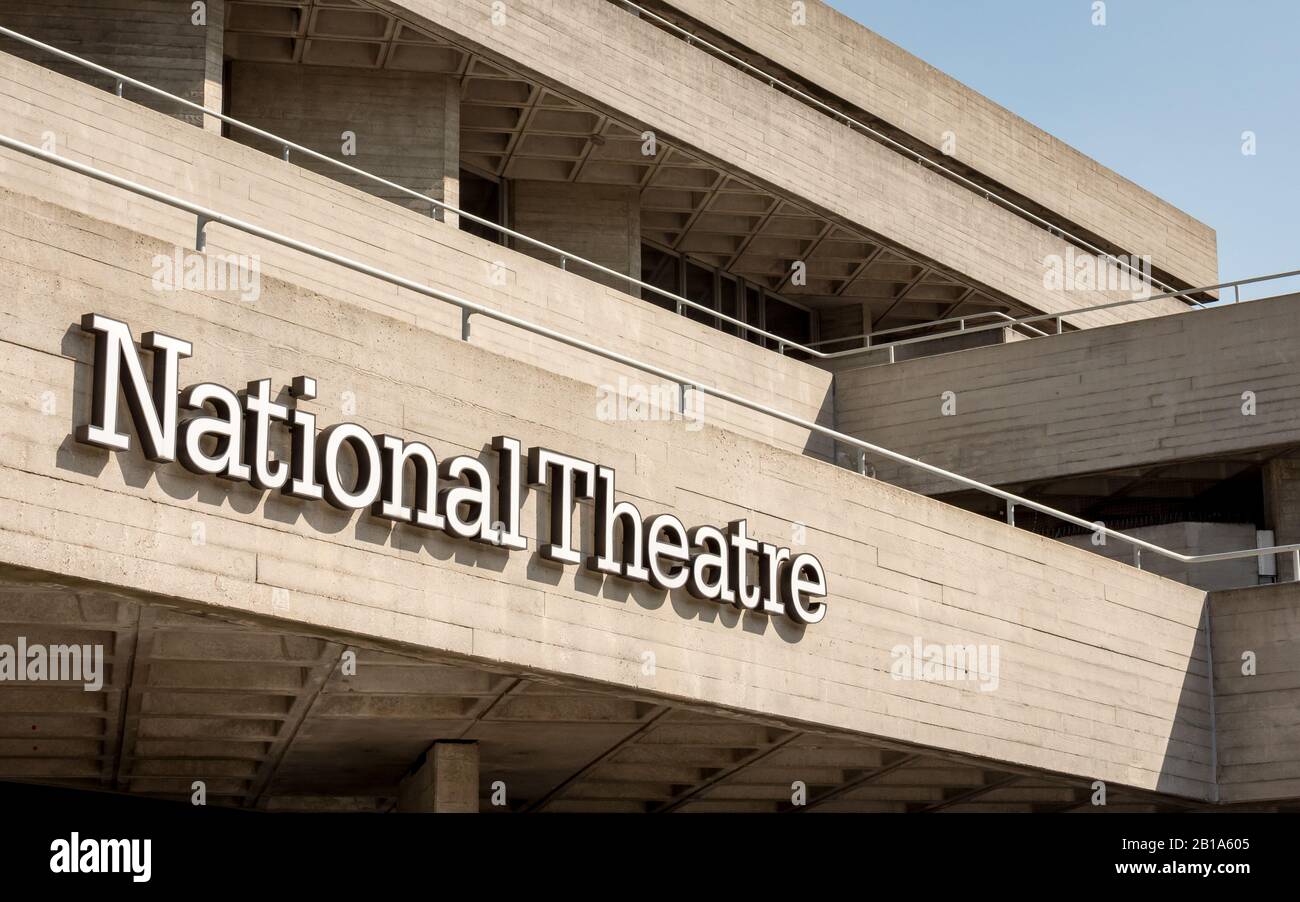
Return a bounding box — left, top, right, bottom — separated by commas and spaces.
76, 313, 191, 461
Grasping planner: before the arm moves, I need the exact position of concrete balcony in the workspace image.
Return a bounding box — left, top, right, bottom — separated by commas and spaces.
0, 176, 1214, 806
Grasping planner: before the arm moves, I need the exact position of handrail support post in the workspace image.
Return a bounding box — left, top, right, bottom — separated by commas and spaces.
195, 214, 210, 252
460, 308, 472, 342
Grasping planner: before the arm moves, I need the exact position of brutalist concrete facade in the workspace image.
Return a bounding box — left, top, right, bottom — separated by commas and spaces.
0, 0, 1294, 814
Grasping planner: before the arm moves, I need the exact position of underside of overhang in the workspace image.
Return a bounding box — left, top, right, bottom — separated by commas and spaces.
939, 450, 1277, 538
2, 566, 1283, 814
219, 0, 1040, 338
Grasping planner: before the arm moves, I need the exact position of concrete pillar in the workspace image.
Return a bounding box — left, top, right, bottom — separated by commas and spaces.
509, 181, 641, 295
1264, 456, 1300, 581
397, 741, 479, 813
227, 62, 460, 219
1, 0, 224, 131
202, 0, 225, 134
814, 303, 870, 351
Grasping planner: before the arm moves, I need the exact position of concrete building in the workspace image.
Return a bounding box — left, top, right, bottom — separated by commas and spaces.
0, 0, 1295, 815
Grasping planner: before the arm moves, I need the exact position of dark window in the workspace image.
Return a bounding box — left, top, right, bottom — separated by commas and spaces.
638, 246, 809, 352
683, 261, 716, 325
639, 244, 679, 313
458, 170, 503, 244
745, 286, 765, 347
718, 276, 740, 336
765, 295, 812, 347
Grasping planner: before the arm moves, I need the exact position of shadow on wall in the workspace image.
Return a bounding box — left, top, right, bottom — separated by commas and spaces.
1151, 596, 1217, 804
1206, 582, 1300, 805
801, 379, 836, 465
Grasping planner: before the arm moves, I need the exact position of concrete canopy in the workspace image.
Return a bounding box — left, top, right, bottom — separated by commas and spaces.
0, 570, 1218, 814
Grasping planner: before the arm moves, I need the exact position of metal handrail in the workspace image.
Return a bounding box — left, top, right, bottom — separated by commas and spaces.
5, 131, 1297, 580
0, 24, 820, 358
866, 311, 1051, 340
615, 0, 1203, 307
822, 268, 1300, 361
805, 311, 1050, 349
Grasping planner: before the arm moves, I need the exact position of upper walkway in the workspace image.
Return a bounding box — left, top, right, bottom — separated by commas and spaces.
837, 291, 1300, 494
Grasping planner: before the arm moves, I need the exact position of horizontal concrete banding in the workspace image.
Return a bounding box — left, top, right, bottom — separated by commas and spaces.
835, 293, 1300, 495
0, 191, 1213, 797
375, 0, 1192, 326
0, 0, 224, 131
1210, 583, 1300, 802
0, 51, 833, 458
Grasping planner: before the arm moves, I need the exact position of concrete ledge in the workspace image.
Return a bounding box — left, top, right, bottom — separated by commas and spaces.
375, 0, 1193, 326
836, 294, 1300, 494
657, 0, 1219, 292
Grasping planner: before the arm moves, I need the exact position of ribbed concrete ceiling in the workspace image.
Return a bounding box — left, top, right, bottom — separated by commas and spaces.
222, 0, 1032, 333
0, 571, 1241, 813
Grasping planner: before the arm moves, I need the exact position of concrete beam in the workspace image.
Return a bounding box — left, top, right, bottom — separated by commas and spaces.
398, 742, 481, 813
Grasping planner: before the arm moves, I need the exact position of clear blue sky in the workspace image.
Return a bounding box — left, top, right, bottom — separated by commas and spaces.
829, 0, 1300, 299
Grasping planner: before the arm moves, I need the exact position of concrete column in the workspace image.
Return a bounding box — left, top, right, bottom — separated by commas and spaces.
2, 0, 224, 130
813, 303, 873, 352
397, 741, 479, 813
1264, 456, 1300, 581
227, 62, 460, 218
202, 0, 225, 134
509, 181, 641, 295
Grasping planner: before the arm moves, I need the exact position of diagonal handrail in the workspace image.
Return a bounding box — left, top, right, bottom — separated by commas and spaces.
806, 310, 1051, 348
4, 131, 1298, 581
